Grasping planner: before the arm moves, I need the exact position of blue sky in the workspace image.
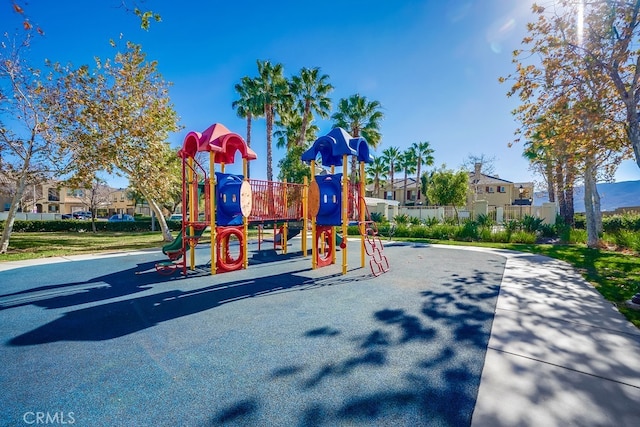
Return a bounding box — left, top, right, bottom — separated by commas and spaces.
5, 0, 640, 188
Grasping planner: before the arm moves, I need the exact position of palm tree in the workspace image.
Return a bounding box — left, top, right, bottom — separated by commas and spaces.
232, 76, 261, 178
365, 156, 387, 197
381, 146, 401, 200
289, 67, 333, 148
410, 141, 435, 203
399, 149, 417, 205
331, 94, 384, 181
254, 60, 290, 182
274, 110, 319, 150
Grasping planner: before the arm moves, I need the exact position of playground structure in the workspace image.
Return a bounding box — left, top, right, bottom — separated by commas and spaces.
157, 123, 389, 277
302, 127, 388, 276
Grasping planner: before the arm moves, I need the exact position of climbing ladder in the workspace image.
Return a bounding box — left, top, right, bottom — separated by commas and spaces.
358, 197, 389, 277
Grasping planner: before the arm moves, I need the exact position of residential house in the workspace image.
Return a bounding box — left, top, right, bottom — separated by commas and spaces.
0, 180, 136, 217
366, 163, 535, 210
468, 163, 534, 209
367, 177, 422, 206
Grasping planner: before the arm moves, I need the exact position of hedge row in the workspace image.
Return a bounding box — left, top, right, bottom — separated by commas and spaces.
574, 214, 640, 233
0, 219, 183, 233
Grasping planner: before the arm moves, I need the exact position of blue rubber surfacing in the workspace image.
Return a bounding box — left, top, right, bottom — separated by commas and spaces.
0, 243, 505, 426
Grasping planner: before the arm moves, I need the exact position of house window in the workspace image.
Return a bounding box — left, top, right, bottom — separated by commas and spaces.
487, 186, 495, 193
498, 186, 506, 193
385, 191, 393, 200
48, 188, 60, 201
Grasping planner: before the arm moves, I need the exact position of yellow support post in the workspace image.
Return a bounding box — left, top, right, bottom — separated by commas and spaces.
360, 161, 366, 268
210, 152, 216, 275
331, 165, 336, 265
342, 154, 348, 275
302, 176, 308, 256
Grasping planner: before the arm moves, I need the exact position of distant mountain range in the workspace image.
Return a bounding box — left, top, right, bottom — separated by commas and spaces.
534, 180, 640, 212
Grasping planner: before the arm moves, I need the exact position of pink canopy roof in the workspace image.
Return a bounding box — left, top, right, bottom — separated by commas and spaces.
179, 123, 257, 164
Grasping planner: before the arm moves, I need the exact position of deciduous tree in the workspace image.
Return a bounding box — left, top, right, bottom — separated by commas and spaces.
426, 166, 469, 219
0, 33, 69, 253
54, 41, 181, 242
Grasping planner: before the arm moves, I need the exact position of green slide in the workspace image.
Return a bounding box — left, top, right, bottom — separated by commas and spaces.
162, 226, 207, 258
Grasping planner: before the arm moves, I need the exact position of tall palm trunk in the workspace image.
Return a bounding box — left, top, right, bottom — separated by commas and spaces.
245, 112, 252, 179
545, 159, 555, 203
297, 101, 311, 148
403, 170, 408, 205
415, 159, 422, 202
265, 105, 274, 182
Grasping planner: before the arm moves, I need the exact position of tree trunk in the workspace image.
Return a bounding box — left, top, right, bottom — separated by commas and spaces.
350, 156, 358, 183
266, 105, 273, 182
584, 158, 599, 248
137, 189, 173, 242
416, 159, 422, 202
631, 121, 640, 169
0, 164, 30, 254
297, 102, 311, 148
555, 162, 567, 223
545, 160, 555, 203
0, 180, 27, 254
246, 113, 252, 179
403, 171, 408, 205
594, 182, 602, 235
565, 160, 575, 227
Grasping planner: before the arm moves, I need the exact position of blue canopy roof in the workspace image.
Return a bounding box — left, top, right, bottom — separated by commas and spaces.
301, 127, 373, 166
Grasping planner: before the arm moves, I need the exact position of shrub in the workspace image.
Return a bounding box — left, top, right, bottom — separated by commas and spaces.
4, 219, 154, 233
488, 230, 510, 243
426, 224, 457, 240
539, 223, 557, 238
603, 213, 640, 233
394, 213, 410, 225
409, 216, 422, 226
521, 214, 544, 234
393, 224, 411, 237
476, 213, 494, 229
568, 228, 587, 244
422, 216, 440, 227
455, 220, 480, 241
369, 212, 386, 223
479, 228, 493, 241
509, 231, 537, 244
605, 230, 640, 253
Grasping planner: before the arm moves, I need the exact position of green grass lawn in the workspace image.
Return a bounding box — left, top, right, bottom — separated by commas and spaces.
0, 231, 208, 261
1, 231, 639, 328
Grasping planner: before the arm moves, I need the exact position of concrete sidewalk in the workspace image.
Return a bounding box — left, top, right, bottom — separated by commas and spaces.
461, 248, 640, 427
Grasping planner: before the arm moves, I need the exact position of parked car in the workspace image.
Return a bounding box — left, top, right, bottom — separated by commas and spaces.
61, 214, 73, 220
73, 211, 93, 220
168, 214, 183, 221
108, 214, 134, 222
